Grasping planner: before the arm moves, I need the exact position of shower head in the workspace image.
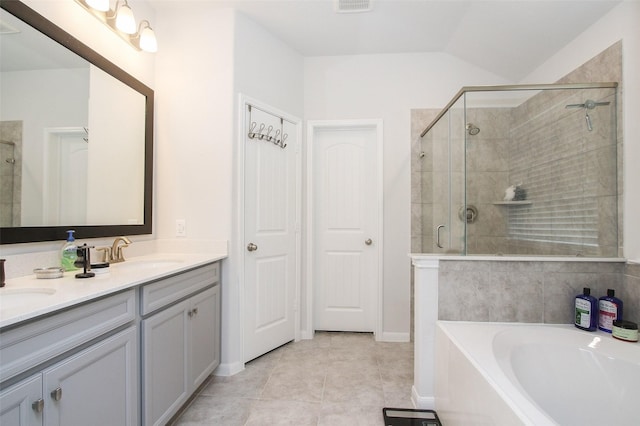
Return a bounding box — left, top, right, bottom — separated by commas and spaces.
565, 99, 610, 132
565, 99, 610, 110
466, 123, 480, 136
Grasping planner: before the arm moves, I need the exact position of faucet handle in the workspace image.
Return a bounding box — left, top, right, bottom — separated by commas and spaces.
96, 247, 112, 263
115, 243, 130, 262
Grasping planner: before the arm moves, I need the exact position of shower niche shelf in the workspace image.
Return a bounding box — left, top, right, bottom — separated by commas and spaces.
493, 201, 532, 206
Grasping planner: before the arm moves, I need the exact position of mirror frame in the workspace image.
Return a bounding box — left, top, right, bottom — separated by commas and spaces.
0, 0, 153, 244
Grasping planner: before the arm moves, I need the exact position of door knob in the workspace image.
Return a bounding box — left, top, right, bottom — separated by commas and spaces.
365, 239, 373, 246
247, 243, 258, 252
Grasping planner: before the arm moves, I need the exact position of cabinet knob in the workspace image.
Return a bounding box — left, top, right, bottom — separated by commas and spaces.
192, 307, 198, 315
51, 387, 62, 401
247, 242, 258, 252
32, 398, 44, 413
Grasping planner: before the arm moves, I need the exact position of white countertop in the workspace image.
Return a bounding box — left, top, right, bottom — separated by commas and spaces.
0, 252, 226, 329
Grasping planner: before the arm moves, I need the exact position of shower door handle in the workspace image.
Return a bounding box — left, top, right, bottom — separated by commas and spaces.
436, 225, 445, 249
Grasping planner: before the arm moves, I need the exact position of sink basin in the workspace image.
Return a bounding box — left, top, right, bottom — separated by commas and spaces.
0, 288, 57, 309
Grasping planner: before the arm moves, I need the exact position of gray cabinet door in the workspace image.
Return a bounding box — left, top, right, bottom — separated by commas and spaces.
189, 286, 220, 389
0, 375, 43, 426
42, 327, 138, 426
142, 301, 189, 426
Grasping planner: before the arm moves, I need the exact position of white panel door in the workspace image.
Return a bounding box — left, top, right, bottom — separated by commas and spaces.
244, 106, 297, 362
313, 124, 380, 332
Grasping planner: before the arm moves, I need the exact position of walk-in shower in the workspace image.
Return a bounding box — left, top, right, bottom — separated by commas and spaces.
415, 82, 619, 257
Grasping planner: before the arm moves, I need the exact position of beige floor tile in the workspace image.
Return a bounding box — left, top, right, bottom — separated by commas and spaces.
317, 402, 385, 426
260, 367, 326, 402
244, 399, 320, 426
174, 332, 415, 425
172, 395, 253, 426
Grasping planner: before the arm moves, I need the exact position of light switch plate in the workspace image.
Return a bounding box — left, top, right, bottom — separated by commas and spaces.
176, 219, 186, 237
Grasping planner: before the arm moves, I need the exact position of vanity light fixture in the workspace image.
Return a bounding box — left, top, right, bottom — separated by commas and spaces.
113, 0, 136, 34
74, 0, 158, 53
132, 20, 157, 53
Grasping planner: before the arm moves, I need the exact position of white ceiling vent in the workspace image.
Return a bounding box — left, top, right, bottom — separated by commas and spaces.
335, 0, 372, 14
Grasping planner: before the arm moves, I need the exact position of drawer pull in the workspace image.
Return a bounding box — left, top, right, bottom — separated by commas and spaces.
32, 398, 44, 413
51, 387, 62, 401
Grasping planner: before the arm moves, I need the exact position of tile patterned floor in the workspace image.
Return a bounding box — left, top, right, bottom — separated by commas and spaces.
172, 332, 414, 425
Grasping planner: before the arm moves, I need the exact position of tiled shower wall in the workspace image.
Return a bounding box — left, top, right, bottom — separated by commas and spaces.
0, 120, 22, 227
507, 86, 618, 256
411, 41, 622, 257
410, 42, 630, 333
438, 259, 640, 327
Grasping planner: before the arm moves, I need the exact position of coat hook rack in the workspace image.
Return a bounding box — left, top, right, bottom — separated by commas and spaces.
247, 105, 288, 149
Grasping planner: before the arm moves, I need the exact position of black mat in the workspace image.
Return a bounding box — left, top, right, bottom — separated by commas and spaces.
382, 408, 442, 426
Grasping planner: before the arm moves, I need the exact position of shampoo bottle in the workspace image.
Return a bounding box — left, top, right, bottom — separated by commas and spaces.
598, 289, 623, 333
61, 230, 78, 271
575, 287, 598, 331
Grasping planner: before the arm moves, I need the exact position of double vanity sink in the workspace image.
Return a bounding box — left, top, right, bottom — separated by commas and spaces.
0, 253, 215, 328
0, 251, 226, 426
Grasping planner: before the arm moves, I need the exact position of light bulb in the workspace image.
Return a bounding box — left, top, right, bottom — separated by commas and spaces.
139, 23, 158, 53
115, 1, 136, 34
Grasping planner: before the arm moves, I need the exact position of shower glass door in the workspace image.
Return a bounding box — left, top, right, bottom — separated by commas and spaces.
422, 96, 466, 254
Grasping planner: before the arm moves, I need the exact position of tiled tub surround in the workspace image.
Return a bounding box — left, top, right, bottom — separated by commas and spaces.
410, 255, 639, 409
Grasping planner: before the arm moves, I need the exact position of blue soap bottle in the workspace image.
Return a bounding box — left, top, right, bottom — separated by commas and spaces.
575, 287, 598, 331
598, 289, 623, 333
61, 230, 78, 272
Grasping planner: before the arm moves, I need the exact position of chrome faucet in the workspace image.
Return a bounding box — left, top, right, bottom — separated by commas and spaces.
102, 236, 132, 263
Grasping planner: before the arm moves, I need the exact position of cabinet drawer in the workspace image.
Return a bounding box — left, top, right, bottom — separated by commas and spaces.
0, 289, 135, 383
140, 262, 219, 316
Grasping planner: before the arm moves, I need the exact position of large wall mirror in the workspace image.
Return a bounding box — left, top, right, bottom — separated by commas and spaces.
0, 0, 153, 244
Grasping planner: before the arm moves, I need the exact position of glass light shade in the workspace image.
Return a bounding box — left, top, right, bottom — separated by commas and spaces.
139, 24, 158, 53
86, 0, 109, 12
115, 2, 136, 34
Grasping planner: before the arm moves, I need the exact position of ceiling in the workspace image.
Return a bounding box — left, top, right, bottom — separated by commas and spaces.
157, 0, 622, 81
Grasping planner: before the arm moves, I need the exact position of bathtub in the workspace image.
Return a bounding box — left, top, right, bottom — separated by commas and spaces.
434, 321, 640, 426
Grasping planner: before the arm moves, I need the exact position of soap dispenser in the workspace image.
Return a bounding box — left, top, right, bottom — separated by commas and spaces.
61, 230, 78, 271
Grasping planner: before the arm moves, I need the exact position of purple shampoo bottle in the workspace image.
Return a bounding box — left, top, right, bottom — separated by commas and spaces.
598, 289, 623, 333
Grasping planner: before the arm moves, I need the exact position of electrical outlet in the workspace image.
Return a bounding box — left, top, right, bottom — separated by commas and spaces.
176, 219, 186, 237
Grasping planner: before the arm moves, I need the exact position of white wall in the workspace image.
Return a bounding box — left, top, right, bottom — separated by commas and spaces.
521, 1, 640, 261
154, 5, 303, 372
304, 53, 510, 336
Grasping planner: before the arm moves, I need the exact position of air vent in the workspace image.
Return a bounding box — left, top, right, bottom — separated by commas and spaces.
335, 0, 372, 13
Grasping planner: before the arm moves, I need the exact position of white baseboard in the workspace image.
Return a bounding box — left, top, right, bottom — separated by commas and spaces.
213, 361, 244, 377
411, 386, 435, 409
300, 329, 314, 340
378, 331, 410, 342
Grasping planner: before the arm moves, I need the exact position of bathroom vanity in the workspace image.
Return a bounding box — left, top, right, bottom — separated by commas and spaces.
0, 254, 224, 426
